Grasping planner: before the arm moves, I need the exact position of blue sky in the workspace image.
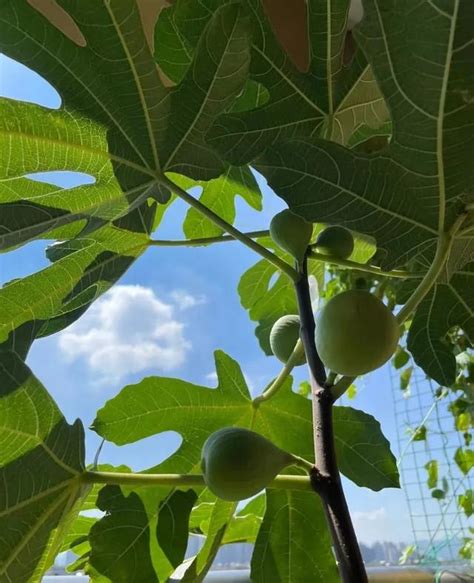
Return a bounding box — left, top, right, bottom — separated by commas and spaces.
0, 54, 413, 545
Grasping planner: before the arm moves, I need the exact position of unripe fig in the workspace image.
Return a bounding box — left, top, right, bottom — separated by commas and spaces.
315, 290, 399, 376
315, 226, 354, 259
270, 209, 313, 261
201, 427, 294, 501
270, 315, 306, 365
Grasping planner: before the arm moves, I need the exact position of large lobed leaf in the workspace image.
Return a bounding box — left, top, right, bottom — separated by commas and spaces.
0, 1, 250, 178
250, 0, 474, 383
156, 0, 388, 164
0, 206, 153, 355
407, 239, 474, 385
0, 2, 254, 346
94, 351, 399, 489
0, 99, 153, 252
0, 352, 87, 583
254, 0, 474, 266
91, 351, 398, 580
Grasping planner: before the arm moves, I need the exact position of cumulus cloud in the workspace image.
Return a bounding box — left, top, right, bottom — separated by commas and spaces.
57, 285, 202, 382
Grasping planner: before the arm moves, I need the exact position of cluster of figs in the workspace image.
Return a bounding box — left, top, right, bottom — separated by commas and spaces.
201, 210, 400, 502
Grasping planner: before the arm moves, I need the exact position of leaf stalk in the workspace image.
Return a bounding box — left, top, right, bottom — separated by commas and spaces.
149, 230, 269, 247
331, 375, 356, 402
82, 471, 313, 491
309, 249, 422, 279
252, 339, 305, 406
396, 212, 468, 324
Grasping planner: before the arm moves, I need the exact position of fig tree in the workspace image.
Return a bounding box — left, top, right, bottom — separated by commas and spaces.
315, 290, 399, 376
270, 209, 313, 262
270, 315, 306, 365
201, 427, 294, 501
315, 225, 354, 259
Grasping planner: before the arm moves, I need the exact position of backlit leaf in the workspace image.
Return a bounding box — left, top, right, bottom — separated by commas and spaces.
182, 166, 262, 239
251, 489, 339, 583
94, 354, 399, 491
424, 460, 438, 490
455, 447, 474, 476
0, 352, 86, 583
88, 486, 158, 583
254, 0, 474, 383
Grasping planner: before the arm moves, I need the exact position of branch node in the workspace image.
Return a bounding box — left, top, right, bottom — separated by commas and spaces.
309, 466, 332, 494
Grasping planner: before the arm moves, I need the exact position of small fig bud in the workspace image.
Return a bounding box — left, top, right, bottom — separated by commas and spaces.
315, 226, 354, 259
270, 209, 313, 262
270, 315, 306, 365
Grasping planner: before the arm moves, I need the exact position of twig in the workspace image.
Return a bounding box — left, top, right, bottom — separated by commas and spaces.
396, 212, 468, 324
149, 230, 269, 247
309, 249, 422, 279
158, 175, 299, 282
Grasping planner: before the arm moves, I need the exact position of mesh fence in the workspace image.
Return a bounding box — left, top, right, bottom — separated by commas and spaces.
392, 365, 472, 567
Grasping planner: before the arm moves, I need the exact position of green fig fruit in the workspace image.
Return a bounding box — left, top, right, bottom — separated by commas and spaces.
270, 209, 313, 262
201, 427, 294, 501
270, 315, 306, 365
315, 290, 399, 376
315, 226, 354, 259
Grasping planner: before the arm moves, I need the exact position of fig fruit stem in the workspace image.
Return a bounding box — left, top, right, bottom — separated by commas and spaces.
81, 471, 313, 491
396, 211, 468, 325
330, 375, 356, 401
294, 259, 368, 583
253, 339, 305, 406
159, 175, 299, 282
325, 371, 338, 387
308, 249, 422, 279
149, 229, 269, 247
291, 454, 315, 473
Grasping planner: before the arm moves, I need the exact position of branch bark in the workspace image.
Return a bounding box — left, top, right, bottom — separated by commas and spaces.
294, 260, 368, 583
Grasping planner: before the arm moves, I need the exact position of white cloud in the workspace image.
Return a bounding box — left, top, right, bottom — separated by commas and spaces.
205, 371, 218, 384
57, 285, 199, 382
170, 289, 206, 311
352, 507, 387, 522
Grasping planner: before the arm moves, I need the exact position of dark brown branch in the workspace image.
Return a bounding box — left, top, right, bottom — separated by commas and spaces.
294, 258, 368, 583
311, 391, 368, 583
294, 260, 326, 387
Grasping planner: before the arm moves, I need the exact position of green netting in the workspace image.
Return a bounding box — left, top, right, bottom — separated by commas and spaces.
392, 365, 473, 569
